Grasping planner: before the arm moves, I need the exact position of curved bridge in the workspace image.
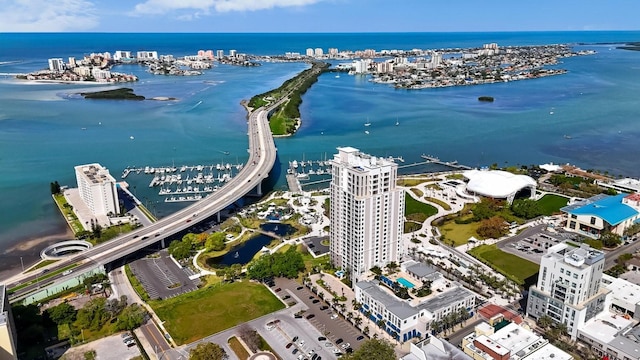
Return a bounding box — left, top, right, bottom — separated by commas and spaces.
8, 101, 281, 301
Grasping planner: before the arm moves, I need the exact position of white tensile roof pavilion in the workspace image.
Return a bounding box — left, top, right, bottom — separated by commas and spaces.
463, 169, 536, 204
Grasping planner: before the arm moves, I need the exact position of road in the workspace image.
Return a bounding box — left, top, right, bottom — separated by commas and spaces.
5, 100, 282, 302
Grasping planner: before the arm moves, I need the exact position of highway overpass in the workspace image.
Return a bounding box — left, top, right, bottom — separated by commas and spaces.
5, 101, 281, 303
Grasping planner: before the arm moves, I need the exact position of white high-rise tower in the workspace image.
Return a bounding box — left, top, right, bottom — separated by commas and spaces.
329, 147, 404, 284
75, 163, 120, 217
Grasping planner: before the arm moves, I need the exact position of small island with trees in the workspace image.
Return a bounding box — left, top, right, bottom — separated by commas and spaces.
80, 88, 145, 100
478, 96, 494, 102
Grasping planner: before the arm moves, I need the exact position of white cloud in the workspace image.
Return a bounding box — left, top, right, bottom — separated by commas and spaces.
131, 0, 322, 16
0, 0, 99, 32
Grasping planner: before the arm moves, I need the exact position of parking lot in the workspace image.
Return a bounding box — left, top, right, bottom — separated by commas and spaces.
272, 278, 366, 356
498, 224, 580, 264
128, 250, 198, 300
58, 332, 141, 360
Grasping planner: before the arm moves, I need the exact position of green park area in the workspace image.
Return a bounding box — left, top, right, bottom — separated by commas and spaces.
469, 244, 539, 285
440, 219, 480, 247
152, 281, 284, 344
536, 194, 569, 215
404, 193, 438, 233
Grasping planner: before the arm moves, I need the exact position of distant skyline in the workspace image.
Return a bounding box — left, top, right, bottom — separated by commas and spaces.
1, 0, 639, 33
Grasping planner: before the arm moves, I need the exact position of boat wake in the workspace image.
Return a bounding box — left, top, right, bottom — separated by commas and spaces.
188, 100, 203, 111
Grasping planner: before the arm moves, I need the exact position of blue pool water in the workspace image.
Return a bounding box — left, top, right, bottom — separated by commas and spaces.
397, 277, 415, 289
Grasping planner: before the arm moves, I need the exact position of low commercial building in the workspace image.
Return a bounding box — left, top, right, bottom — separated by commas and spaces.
577, 311, 640, 360
600, 274, 640, 320
561, 193, 640, 237
0, 285, 18, 360
462, 321, 573, 360
597, 178, 640, 194
356, 275, 476, 342
402, 336, 471, 360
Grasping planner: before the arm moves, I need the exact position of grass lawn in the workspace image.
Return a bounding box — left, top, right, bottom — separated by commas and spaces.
469, 244, 539, 285
424, 197, 451, 211
410, 188, 424, 197
405, 193, 437, 222
440, 220, 480, 246
536, 194, 569, 215
228, 336, 251, 359
397, 178, 427, 187
152, 281, 284, 345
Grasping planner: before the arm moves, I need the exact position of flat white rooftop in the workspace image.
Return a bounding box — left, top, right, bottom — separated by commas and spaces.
579, 311, 637, 345
523, 343, 573, 360
602, 274, 640, 309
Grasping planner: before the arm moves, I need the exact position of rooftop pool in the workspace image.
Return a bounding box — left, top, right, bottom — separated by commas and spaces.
397, 277, 415, 289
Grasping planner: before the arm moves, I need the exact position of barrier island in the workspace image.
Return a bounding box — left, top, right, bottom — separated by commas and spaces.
247, 62, 329, 136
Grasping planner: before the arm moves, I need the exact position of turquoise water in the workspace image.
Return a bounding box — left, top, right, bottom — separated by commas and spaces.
397, 277, 415, 289
1, 32, 639, 276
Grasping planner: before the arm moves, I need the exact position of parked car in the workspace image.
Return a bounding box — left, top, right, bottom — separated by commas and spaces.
286, 343, 293, 349
306, 314, 315, 319
312, 299, 320, 304
320, 305, 329, 310
292, 348, 298, 355
275, 288, 282, 292
292, 336, 299, 342
296, 286, 304, 290
317, 336, 327, 341
356, 335, 365, 341
335, 338, 344, 345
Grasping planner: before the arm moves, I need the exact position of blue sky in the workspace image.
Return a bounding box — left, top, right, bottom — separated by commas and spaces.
1, 0, 638, 32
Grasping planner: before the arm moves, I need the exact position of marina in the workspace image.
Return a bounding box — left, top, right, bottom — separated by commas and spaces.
121, 163, 244, 202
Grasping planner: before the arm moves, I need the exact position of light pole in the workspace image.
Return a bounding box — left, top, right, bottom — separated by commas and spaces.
20, 256, 24, 272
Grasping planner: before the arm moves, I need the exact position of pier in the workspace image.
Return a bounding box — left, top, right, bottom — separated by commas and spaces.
421, 154, 472, 170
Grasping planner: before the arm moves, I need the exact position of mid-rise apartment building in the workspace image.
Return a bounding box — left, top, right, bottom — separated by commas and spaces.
74, 163, 120, 217
526, 242, 608, 339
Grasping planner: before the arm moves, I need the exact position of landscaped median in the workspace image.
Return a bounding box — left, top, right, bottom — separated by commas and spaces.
151, 281, 284, 345
468, 244, 539, 285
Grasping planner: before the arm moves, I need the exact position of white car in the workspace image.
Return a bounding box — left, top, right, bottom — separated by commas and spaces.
330, 314, 338, 320
341, 343, 350, 349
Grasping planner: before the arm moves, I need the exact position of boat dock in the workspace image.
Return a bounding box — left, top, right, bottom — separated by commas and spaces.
421, 154, 472, 170
121, 163, 244, 202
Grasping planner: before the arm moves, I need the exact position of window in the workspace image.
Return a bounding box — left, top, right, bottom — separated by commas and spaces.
590, 217, 596, 225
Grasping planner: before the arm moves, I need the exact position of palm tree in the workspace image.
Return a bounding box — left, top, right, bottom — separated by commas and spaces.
376, 319, 386, 329
347, 312, 353, 323
354, 316, 362, 328
363, 326, 369, 335
556, 322, 568, 338
537, 315, 553, 329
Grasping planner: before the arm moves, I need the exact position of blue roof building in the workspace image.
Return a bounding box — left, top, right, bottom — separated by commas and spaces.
562, 193, 640, 238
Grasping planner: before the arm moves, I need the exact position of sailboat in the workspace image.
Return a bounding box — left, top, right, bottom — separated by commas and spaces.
234, 252, 239, 258
365, 130, 370, 135
395, 118, 399, 126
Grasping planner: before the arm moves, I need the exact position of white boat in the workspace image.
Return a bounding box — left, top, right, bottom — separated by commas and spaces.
395, 120, 400, 126
335, 74, 340, 78
292, 160, 299, 168
234, 252, 239, 258
364, 122, 371, 127
365, 130, 370, 135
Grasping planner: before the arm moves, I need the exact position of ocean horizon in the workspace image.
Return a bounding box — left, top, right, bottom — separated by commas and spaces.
0, 31, 639, 278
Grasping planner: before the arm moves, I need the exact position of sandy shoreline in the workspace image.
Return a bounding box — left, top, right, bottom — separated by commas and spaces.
0, 228, 74, 282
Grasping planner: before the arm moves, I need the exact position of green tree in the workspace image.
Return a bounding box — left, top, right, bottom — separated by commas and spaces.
50, 181, 61, 195
205, 232, 226, 251
537, 315, 553, 329
339, 338, 396, 360
75, 298, 109, 331
115, 304, 148, 331
476, 216, 509, 239
601, 231, 622, 248
189, 342, 226, 360
511, 198, 543, 219
168, 239, 192, 260
47, 302, 77, 325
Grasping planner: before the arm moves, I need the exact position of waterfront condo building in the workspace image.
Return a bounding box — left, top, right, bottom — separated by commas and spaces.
329, 147, 404, 283
526, 242, 608, 339
47, 58, 65, 72
0, 285, 18, 360
75, 163, 120, 217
